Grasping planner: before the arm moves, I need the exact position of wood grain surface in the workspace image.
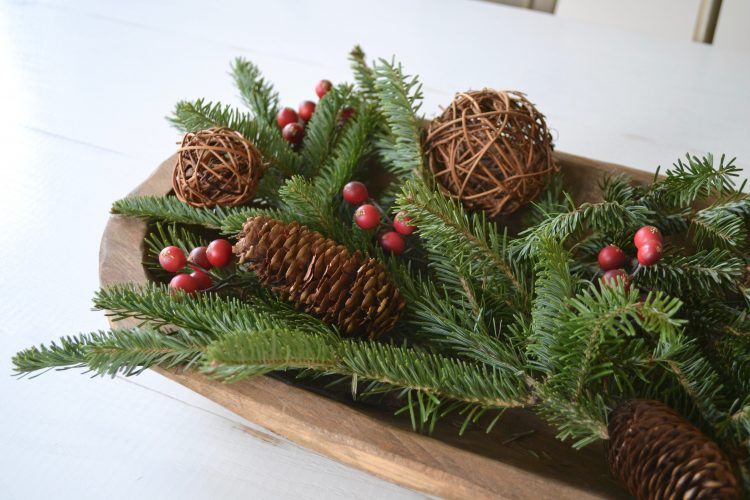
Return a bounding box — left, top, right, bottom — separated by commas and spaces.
98, 153, 647, 499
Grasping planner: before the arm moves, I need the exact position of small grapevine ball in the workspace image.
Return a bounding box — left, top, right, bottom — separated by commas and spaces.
298, 101, 316, 122
206, 239, 233, 268
159, 246, 186, 272
173, 128, 265, 208
188, 246, 212, 271
282, 122, 304, 146
379, 231, 406, 255
315, 79, 333, 98
354, 204, 380, 230
170, 273, 197, 294
277, 107, 299, 129
393, 211, 416, 235
342, 181, 369, 205
637, 242, 663, 266
598, 244, 627, 271
601, 269, 630, 291
634, 226, 662, 248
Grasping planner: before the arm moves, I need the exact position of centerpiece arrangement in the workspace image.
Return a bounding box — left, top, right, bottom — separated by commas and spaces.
14, 46, 749, 499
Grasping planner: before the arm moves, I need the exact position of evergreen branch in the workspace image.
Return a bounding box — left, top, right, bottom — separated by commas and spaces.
527, 237, 576, 374
204, 329, 530, 409
340, 341, 529, 407
300, 85, 352, 177
93, 283, 334, 339
277, 176, 369, 253
513, 200, 652, 259
349, 45, 377, 99
203, 330, 339, 382
690, 209, 746, 250
111, 195, 286, 235
645, 153, 741, 209
169, 99, 302, 177
407, 275, 530, 385
112, 195, 231, 229
373, 58, 425, 179
652, 331, 729, 429
549, 286, 683, 400
600, 174, 644, 205
534, 386, 610, 448
314, 103, 377, 200
230, 57, 280, 127
13, 328, 209, 377
633, 249, 744, 299
397, 179, 526, 306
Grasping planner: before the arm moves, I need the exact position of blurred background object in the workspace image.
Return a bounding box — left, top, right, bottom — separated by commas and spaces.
483, 0, 748, 49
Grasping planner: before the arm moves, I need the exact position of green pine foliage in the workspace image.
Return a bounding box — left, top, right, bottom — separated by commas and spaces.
373, 59, 425, 180
13, 47, 750, 488
231, 57, 280, 127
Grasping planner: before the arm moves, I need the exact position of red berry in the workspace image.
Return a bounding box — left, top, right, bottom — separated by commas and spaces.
354, 204, 380, 230
600, 269, 630, 291
206, 239, 233, 268
597, 244, 627, 271
282, 122, 304, 146
342, 181, 369, 205
276, 107, 298, 129
169, 273, 197, 294
634, 226, 663, 248
159, 246, 187, 273
637, 242, 663, 266
379, 231, 406, 255
188, 246, 212, 271
393, 211, 416, 235
339, 106, 356, 125
190, 270, 213, 290
315, 79, 333, 98
298, 101, 316, 122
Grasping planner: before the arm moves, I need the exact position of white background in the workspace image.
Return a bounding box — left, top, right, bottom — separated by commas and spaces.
1, 0, 749, 498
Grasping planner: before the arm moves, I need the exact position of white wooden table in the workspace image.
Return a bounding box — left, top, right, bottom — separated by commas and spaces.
1, 1, 748, 498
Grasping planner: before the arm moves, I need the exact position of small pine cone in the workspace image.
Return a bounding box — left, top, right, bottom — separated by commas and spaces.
233, 216, 405, 338
608, 399, 740, 499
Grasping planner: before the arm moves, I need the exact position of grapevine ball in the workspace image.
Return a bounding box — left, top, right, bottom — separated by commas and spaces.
425, 89, 559, 216
173, 128, 265, 208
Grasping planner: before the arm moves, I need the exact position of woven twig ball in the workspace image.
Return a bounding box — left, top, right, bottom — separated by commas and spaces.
608, 399, 740, 499
173, 128, 265, 208
425, 89, 558, 216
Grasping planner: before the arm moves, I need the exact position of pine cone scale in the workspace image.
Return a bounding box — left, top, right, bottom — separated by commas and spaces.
234, 216, 404, 337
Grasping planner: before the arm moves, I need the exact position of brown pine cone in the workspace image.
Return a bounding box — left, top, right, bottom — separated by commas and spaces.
233, 216, 405, 338
608, 399, 740, 499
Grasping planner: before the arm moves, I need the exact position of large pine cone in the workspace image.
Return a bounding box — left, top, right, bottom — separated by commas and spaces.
233, 216, 405, 338
608, 399, 740, 499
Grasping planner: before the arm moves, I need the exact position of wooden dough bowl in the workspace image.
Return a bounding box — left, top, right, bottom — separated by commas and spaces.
100, 152, 654, 499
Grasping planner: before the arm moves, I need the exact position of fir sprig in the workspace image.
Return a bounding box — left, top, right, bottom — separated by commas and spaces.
397, 179, 527, 310
648, 154, 742, 207
13, 328, 210, 377
231, 57, 280, 127
300, 85, 352, 177
633, 249, 744, 299
203, 329, 530, 433
373, 58, 425, 179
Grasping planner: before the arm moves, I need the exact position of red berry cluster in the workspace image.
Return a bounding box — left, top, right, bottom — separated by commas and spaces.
597, 226, 663, 291
158, 239, 233, 294
276, 79, 356, 147
343, 181, 416, 255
